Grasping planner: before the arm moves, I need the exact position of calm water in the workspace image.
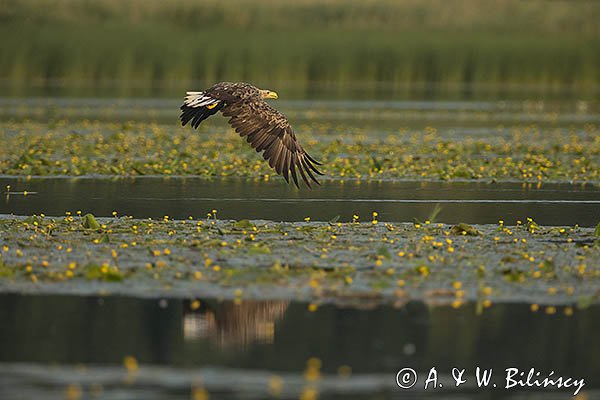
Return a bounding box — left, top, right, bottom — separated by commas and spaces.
0, 294, 597, 399
1, 177, 599, 226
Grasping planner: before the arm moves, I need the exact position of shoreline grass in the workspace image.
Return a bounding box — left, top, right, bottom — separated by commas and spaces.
2, 0, 599, 93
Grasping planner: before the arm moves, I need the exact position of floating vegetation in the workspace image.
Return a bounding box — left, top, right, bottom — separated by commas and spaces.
0, 121, 598, 183
82, 213, 101, 230
450, 223, 482, 236
0, 213, 598, 307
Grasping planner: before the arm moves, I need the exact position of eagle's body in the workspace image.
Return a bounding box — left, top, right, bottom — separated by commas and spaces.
180, 82, 323, 188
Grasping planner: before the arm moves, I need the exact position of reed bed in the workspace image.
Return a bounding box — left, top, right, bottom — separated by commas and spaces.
1, 0, 599, 93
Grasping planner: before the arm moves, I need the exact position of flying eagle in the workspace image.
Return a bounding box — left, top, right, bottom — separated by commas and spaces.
180, 82, 323, 188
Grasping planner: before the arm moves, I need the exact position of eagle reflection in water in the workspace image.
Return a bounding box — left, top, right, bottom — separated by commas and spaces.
182, 299, 289, 349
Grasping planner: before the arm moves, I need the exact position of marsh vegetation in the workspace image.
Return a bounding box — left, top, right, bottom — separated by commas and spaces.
2, 0, 599, 97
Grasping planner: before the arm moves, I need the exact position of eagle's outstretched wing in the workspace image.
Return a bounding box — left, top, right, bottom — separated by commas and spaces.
221, 100, 323, 188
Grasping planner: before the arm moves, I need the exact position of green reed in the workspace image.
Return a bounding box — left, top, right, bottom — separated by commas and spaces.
1, 0, 599, 93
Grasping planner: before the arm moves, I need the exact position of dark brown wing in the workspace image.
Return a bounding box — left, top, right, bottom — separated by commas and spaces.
221, 100, 323, 188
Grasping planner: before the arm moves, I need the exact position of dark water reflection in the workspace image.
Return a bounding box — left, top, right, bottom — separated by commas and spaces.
1, 177, 599, 226
0, 294, 598, 399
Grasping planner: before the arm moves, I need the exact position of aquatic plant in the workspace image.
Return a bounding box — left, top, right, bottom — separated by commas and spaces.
0, 121, 598, 183
0, 214, 598, 307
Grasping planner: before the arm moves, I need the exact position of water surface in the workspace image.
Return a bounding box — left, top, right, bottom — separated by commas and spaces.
0, 294, 597, 399
2, 177, 599, 226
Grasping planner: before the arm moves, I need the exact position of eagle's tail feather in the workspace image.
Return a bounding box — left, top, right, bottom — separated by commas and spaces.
180, 92, 223, 129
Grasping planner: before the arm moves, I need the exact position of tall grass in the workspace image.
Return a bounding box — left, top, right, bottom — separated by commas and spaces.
1, 0, 599, 96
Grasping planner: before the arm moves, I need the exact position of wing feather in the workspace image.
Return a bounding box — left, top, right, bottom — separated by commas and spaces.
289, 156, 299, 187
300, 155, 320, 185
281, 151, 290, 182
221, 99, 323, 187
274, 143, 286, 174
295, 154, 312, 188
253, 131, 272, 151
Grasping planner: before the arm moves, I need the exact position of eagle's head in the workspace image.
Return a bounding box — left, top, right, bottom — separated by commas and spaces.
259, 89, 278, 100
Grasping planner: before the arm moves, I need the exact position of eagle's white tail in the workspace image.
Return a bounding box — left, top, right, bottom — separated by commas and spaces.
184, 91, 218, 108
180, 91, 223, 129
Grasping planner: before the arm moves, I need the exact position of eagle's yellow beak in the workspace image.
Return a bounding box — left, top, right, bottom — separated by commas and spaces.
260, 90, 278, 100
